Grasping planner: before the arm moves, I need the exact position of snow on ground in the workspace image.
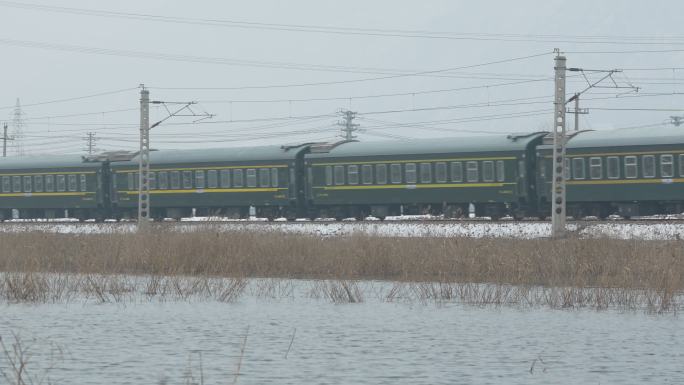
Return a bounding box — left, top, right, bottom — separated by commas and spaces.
0, 219, 683, 240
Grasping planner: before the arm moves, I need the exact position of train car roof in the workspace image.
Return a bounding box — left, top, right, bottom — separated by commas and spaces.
110, 145, 300, 167
306, 132, 547, 159
0, 155, 100, 170
567, 126, 684, 148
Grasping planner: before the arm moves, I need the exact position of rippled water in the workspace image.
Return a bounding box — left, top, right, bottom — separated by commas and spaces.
1, 282, 683, 384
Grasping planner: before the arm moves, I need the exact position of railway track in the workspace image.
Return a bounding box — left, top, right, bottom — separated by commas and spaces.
1, 216, 683, 226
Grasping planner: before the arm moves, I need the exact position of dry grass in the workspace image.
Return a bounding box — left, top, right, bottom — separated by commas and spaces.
0, 333, 63, 385
0, 228, 682, 310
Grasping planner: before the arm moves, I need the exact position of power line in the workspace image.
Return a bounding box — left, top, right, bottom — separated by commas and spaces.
588, 107, 684, 112
3, 1, 684, 45
566, 49, 684, 54
195, 82, 554, 104
22, 107, 139, 121
148, 51, 553, 90
0, 87, 137, 111
0, 38, 554, 78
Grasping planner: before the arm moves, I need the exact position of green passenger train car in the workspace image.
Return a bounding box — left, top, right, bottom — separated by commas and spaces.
0, 155, 103, 220
536, 126, 684, 218
109, 145, 306, 220
304, 133, 547, 220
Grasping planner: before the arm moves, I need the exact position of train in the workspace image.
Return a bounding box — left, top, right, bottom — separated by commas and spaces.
0, 125, 682, 221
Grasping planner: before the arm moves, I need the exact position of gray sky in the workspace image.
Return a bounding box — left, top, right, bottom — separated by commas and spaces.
1, 0, 683, 155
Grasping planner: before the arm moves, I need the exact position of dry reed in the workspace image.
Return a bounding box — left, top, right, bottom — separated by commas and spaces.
0, 228, 682, 310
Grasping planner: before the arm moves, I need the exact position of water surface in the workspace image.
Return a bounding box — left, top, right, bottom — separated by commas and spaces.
1, 285, 682, 384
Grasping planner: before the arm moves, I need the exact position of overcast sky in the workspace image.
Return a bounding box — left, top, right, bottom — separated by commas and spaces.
1, 0, 683, 156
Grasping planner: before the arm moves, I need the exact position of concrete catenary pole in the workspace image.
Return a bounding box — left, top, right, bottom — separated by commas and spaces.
574, 93, 580, 132
551, 51, 567, 238
138, 85, 151, 227
2, 123, 10, 158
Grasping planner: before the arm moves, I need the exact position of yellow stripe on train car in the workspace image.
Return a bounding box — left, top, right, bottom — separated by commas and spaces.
121, 188, 288, 195
315, 182, 516, 191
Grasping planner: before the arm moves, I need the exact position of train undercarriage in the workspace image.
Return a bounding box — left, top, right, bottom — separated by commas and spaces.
1, 200, 683, 222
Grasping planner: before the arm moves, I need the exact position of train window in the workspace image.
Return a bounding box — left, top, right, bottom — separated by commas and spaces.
127, 173, 135, 190
158, 172, 169, 190
589, 157, 602, 180
496, 161, 505, 182
14, 176, 23, 192
246, 169, 257, 187
642, 155, 656, 178
68, 175, 77, 191
1, 176, 9, 192
376, 164, 387, 184
148, 172, 157, 190
482, 161, 494, 182
405, 163, 417, 184
182, 171, 193, 189
195, 170, 205, 189
451, 162, 463, 182
170, 171, 181, 189
80, 174, 87, 191
207, 170, 218, 188
34, 175, 43, 193
607, 157, 620, 179
219, 170, 230, 188
259, 168, 270, 187
45, 175, 54, 192
12, 176, 21, 192
571, 158, 585, 180
271, 168, 279, 187
325, 166, 333, 186
56, 175, 66, 192
660, 155, 674, 178
466, 161, 478, 182
390, 164, 402, 184
23, 176, 32, 192
347, 165, 359, 185
680, 154, 684, 177
233, 169, 244, 187
435, 162, 447, 183
334, 165, 345, 185
624, 156, 637, 179
419, 163, 432, 183
361, 165, 373, 185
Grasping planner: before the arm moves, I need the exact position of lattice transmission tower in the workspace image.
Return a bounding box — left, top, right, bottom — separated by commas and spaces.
11, 98, 25, 156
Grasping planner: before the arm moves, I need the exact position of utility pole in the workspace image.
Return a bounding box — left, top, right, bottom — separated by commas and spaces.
338, 110, 359, 140
136, 85, 213, 229
567, 93, 588, 132
138, 85, 151, 228
2, 122, 13, 157
549, 54, 637, 238
551, 50, 568, 239
83, 132, 98, 155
